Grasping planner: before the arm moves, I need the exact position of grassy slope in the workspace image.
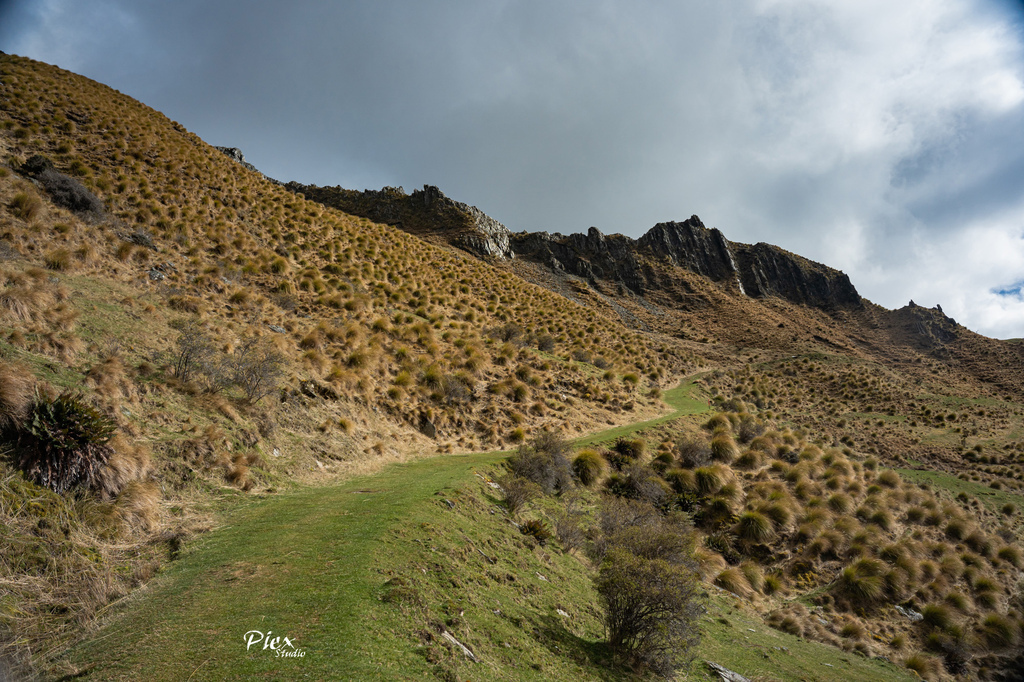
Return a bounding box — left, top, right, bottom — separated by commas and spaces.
60, 380, 911, 681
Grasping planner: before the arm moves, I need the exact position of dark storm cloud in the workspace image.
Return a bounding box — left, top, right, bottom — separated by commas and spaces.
2, 0, 1023, 337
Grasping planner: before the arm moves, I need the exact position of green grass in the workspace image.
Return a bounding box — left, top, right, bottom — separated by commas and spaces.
574, 374, 709, 449
58, 377, 915, 680
685, 595, 913, 682
896, 467, 1024, 513
61, 451, 504, 680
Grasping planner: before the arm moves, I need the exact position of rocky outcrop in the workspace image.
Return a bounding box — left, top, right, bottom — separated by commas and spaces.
510, 227, 646, 292
214, 146, 280, 184
638, 216, 737, 281
286, 183, 514, 260
891, 301, 959, 347
510, 215, 861, 310
418, 185, 513, 259
733, 242, 861, 309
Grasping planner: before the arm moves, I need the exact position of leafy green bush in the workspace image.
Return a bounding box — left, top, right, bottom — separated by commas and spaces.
16, 392, 115, 493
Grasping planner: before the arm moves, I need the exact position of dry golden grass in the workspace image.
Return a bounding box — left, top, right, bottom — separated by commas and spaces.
0, 360, 34, 429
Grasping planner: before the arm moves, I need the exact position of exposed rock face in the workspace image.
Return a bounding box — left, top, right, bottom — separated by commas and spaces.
510, 215, 861, 310
214, 146, 259, 173
733, 242, 861, 309
891, 301, 959, 347
510, 227, 646, 292
637, 216, 736, 281
285, 183, 514, 260
418, 185, 513, 259
214, 146, 280, 184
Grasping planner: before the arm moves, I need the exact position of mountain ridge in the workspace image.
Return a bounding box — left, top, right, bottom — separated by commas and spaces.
283, 179, 862, 313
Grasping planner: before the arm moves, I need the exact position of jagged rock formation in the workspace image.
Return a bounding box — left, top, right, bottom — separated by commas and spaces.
733, 242, 860, 308
510, 227, 647, 292
285, 183, 514, 259
638, 217, 737, 281
289, 180, 860, 311
510, 215, 860, 311
891, 301, 960, 348
214, 146, 281, 184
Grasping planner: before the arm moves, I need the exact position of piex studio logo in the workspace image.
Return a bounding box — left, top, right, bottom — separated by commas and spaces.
244, 630, 306, 658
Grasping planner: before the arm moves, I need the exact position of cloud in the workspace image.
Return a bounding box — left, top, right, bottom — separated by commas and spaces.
2, 0, 1023, 337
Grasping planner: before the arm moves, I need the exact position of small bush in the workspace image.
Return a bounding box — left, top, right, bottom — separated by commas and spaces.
613, 437, 646, 460
8, 192, 42, 221
231, 337, 285, 403
604, 464, 670, 506
496, 474, 541, 515
553, 507, 587, 552
172, 319, 215, 384
506, 431, 573, 493
945, 519, 967, 541
834, 558, 886, 606
20, 154, 54, 176
709, 433, 738, 463
715, 567, 753, 597
572, 449, 606, 486
694, 465, 725, 495
904, 652, 942, 680
676, 433, 711, 468
828, 492, 852, 513
996, 545, 1023, 567
15, 391, 116, 493
980, 613, 1016, 649
44, 248, 73, 271
596, 547, 705, 676
520, 518, 552, 545
920, 604, 953, 631
734, 510, 775, 543
38, 168, 104, 215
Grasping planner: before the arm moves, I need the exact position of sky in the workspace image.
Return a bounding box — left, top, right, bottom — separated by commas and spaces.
2, 0, 1023, 339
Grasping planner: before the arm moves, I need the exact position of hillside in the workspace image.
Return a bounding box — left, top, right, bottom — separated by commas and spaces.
0, 53, 1022, 681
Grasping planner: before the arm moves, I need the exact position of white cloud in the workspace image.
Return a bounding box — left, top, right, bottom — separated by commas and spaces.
4, 0, 1023, 337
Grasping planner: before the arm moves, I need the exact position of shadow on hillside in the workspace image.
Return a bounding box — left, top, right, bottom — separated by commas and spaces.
528, 613, 631, 681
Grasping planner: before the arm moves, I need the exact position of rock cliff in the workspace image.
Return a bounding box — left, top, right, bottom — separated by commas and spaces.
287, 179, 861, 312
510, 215, 860, 310
285, 183, 514, 259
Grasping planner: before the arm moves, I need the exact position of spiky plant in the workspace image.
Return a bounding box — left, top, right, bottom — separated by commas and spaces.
17, 391, 115, 493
